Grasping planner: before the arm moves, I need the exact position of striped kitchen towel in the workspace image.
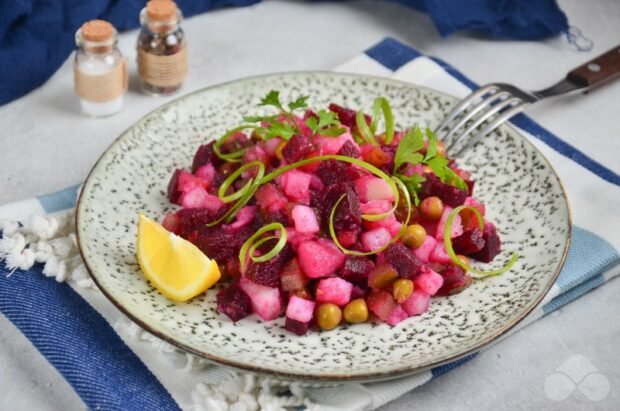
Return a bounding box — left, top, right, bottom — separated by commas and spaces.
1, 38, 618, 411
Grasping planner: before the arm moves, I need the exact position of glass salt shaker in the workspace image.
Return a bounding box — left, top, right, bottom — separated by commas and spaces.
137, 0, 188, 95
74, 20, 127, 117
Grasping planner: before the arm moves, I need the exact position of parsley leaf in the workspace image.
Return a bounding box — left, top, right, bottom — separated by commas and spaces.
288, 95, 309, 111
398, 173, 426, 206
424, 128, 438, 161
393, 126, 425, 173
426, 153, 468, 191
265, 121, 296, 140
305, 109, 344, 137
259, 90, 283, 110
319, 126, 346, 137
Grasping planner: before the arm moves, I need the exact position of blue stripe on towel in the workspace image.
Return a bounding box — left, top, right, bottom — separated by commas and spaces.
0, 260, 180, 411
543, 273, 606, 315
365, 37, 422, 71
364, 37, 620, 187
431, 353, 478, 378
37, 184, 81, 213
554, 226, 619, 291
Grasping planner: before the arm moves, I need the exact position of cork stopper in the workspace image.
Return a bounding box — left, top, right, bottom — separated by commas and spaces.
81, 20, 114, 42
146, 0, 178, 22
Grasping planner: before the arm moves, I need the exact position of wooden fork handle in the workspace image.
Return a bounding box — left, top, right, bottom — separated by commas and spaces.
567, 44, 620, 88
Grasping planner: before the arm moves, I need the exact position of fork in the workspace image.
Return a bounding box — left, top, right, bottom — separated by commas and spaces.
435, 44, 620, 157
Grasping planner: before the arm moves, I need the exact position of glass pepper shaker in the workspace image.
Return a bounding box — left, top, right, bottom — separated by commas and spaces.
74, 20, 127, 117
137, 0, 188, 95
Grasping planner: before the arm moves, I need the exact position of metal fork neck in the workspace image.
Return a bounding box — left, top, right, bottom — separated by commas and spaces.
532, 78, 587, 100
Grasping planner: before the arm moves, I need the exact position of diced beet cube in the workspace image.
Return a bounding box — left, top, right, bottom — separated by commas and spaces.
246, 242, 293, 287
279, 169, 312, 204
229, 206, 257, 230
285, 227, 316, 250
366, 290, 398, 322
224, 259, 242, 280
470, 223, 502, 263
364, 213, 402, 237
253, 213, 291, 237
360, 200, 392, 215
161, 212, 181, 234
313, 182, 362, 232
337, 140, 361, 158
297, 239, 345, 278
286, 295, 315, 322
339, 256, 374, 287
418, 174, 467, 207
298, 149, 322, 173
285, 317, 310, 336
189, 225, 253, 263
195, 164, 215, 188
167, 169, 184, 203
384, 243, 423, 279
452, 229, 486, 255
242, 145, 270, 170
316, 277, 353, 306
437, 265, 473, 296
192, 142, 223, 173
255, 183, 288, 212
291, 205, 320, 234
386, 305, 408, 326
350, 285, 367, 300
174, 208, 225, 238
401, 290, 431, 316
220, 131, 252, 155
361, 227, 392, 252
414, 267, 444, 296
246, 260, 281, 288
430, 242, 452, 264
282, 134, 315, 163
316, 159, 362, 186
435, 206, 463, 240
328, 103, 358, 128
309, 174, 325, 192
280, 258, 308, 292
354, 175, 395, 203
216, 283, 252, 322
419, 219, 438, 238
337, 230, 359, 247
314, 130, 358, 155
179, 186, 224, 211
261, 137, 283, 158
239, 278, 282, 321
413, 235, 437, 263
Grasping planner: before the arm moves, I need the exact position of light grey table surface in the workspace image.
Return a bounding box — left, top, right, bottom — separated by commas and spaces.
0, 0, 618, 410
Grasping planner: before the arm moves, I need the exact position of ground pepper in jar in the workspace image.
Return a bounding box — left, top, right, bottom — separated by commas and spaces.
137, 0, 187, 95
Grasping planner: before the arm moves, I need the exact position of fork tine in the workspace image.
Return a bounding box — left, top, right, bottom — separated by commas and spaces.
446, 96, 521, 153
450, 102, 529, 158
434, 85, 498, 137
443, 91, 511, 150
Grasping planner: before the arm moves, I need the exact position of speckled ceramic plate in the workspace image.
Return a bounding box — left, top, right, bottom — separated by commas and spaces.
76, 72, 570, 383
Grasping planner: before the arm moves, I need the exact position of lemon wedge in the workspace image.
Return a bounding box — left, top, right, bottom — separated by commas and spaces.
137, 214, 221, 301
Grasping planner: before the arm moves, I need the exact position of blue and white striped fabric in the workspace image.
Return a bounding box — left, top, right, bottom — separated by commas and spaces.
1, 38, 619, 411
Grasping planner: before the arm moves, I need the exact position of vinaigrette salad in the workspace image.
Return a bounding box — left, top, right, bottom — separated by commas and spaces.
160, 91, 517, 335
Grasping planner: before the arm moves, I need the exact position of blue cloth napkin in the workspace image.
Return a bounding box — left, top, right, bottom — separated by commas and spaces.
0, 0, 568, 106
1, 37, 617, 411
